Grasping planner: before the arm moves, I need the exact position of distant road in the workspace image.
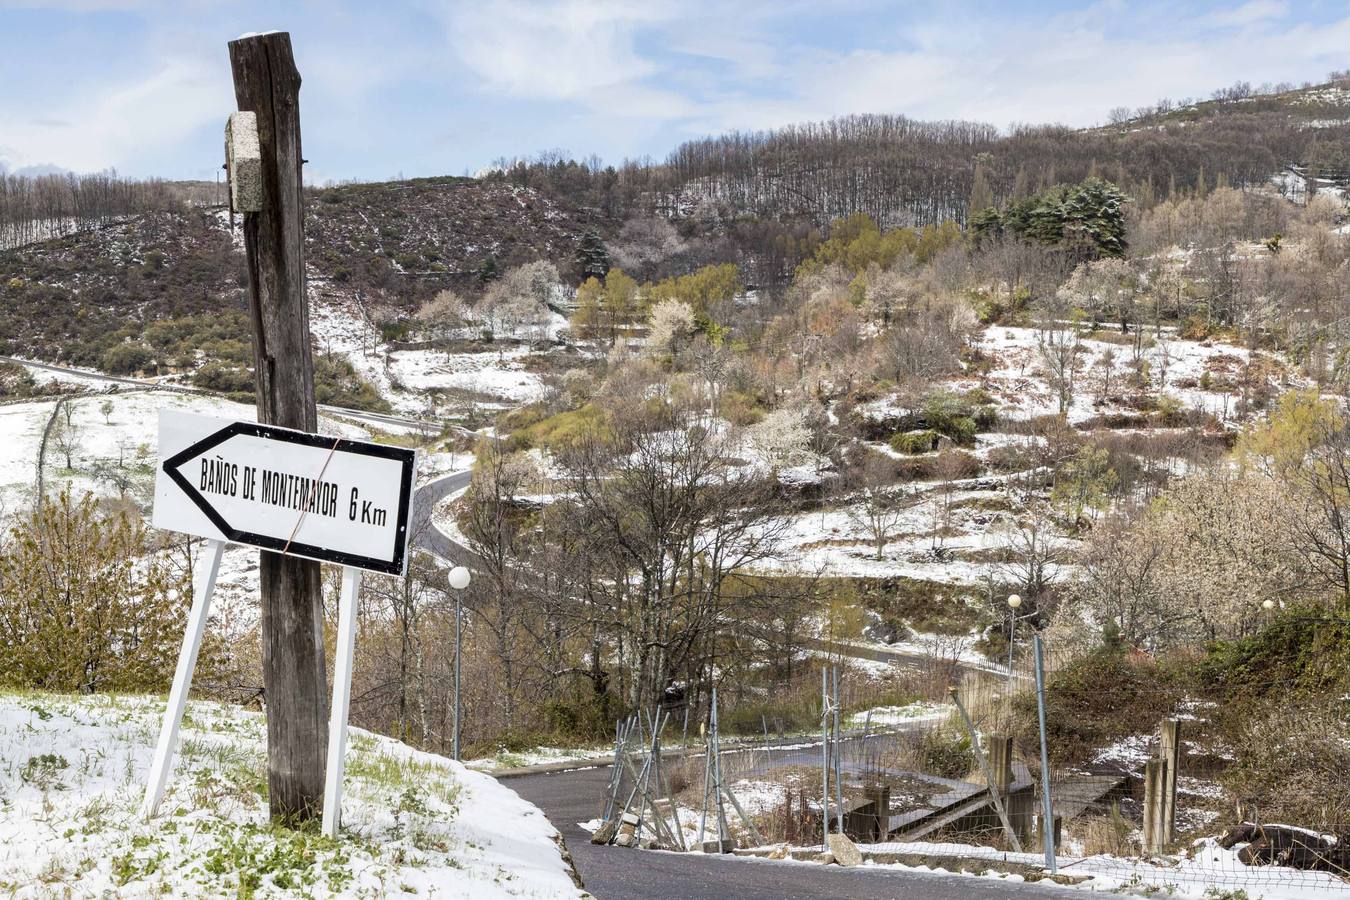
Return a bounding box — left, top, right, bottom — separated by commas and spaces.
1, 355, 439, 435
410, 469, 478, 568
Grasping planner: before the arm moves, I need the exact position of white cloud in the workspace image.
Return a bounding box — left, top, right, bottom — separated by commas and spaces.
0, 55, 227, 172
441, 0, 676, 101
1209, 0, 1289, 28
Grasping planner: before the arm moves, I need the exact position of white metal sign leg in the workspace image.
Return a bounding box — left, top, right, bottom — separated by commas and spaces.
142, 538, 225, 819
322, 566, 362, 838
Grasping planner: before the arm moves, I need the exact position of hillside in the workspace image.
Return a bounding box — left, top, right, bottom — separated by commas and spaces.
305, 176, 590, 308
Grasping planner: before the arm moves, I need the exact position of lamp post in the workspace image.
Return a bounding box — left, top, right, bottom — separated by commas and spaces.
449, 565, 471, 760
1006, 593, 1022, 682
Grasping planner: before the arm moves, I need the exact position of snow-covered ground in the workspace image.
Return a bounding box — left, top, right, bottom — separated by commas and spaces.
970, 324, 1303, 427
762, 481, 1075, 586
845, 701, 945, 728
0, 692, 584, 898
852, 837, 1350, 898
0, 389, 371, 512
309, 293, 550, 416
466, 744, 609, 773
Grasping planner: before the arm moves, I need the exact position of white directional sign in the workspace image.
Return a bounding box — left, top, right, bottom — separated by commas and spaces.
153, 410, 417, 575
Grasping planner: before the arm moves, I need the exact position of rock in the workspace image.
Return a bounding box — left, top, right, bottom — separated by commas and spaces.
816, 851, 836, 865
590, 819, 618, 845
828, 833, 863, 867
767, 844, 790, 860
1220, 822, 1350, 872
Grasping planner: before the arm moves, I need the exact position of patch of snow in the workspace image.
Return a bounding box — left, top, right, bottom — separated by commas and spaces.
0, 692, 584, 897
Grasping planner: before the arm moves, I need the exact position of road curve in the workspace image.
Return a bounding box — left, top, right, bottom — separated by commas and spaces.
410, 469, 478, 568
502, 751, 1062, 900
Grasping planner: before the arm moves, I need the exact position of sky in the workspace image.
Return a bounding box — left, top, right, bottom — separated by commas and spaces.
1, 0, 1348, 184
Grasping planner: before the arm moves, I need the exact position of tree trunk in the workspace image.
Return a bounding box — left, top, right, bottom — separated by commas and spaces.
229, 32, 328, 823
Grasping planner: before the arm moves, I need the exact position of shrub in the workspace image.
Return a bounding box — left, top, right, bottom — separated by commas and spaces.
0, 361, 39, 398
100, 342, 156, 375
1014, 647, 1188, 767
890, 429, 941, 454
0, 490, 212, 692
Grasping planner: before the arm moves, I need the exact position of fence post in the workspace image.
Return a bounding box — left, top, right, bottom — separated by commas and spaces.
950, 690, 1023, 853
989, 735, 1014, 794
1143, 758, 1168, 854
1159, 719, 1180, 844
1033, 634, 1057, 873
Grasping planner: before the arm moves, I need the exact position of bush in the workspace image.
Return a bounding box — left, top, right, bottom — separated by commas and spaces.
194, 361, 254, 395
1219, 703, 1350, 829
910, 727, 971, 779
100, 342, 156, 376
510, 404, 606, 451
1014, 647, 1189, 767
890, 429, 940, 454
0, 361, 39, 398
0, 490, 211, 691
314, 354, 390, 413
1198, 605, 1350, 698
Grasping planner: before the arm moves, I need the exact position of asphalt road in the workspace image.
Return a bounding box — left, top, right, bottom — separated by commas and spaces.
503, 760, 1064, 900
410, 468, 478, 567
1, 354, 440, 435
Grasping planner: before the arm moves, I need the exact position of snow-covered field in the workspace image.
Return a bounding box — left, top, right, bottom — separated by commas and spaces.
971, 325, 1298, 426
309, 293, 550, 416
0, 692, 584, 898
0, 389, 371, 511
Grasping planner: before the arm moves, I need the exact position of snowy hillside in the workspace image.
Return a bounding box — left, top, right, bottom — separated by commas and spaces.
0, 693, 585, 898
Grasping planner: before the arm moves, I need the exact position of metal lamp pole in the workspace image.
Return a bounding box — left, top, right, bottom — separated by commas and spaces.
449, 565, 471, 760
1006, 593, 1022, 682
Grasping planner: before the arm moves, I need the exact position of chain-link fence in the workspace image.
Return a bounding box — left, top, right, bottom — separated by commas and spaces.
594, 644, 1350, 894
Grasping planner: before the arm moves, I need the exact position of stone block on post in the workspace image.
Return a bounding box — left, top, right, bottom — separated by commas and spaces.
225, 111, 263, 213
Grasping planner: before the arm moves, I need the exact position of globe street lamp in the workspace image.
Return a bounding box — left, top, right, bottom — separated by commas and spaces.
1007, 594, 1023, 681
449, 566, 471, 760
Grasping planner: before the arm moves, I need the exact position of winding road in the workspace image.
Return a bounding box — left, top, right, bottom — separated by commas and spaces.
16, 354, 1049, 896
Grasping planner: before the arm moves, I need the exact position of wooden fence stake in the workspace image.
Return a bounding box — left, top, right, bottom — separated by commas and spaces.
1159, 719, 1181, 844
951, 689, 1023, 852
1143, 758, 1168, 854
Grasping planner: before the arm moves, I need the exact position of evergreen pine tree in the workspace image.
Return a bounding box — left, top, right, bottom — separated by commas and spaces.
477, 256, 500, 283
574, 229, 610, 282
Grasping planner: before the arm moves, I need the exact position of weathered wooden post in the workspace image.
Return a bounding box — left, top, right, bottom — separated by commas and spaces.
989, 735, 1014, 796
989, 735, 1032, 841
1143, 759, 1168, 854
1159, 719, 1181, 844
228, 31, 329, 823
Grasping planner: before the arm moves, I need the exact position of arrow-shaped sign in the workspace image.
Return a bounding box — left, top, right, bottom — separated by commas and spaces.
153, 410, 417, 575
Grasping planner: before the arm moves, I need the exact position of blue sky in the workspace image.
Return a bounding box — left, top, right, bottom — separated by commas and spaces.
1, 0, 1348, 183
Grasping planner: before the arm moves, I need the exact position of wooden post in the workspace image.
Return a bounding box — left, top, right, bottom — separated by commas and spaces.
1159, 719, 1181, 844
989, 735, 1032, 841
1143, 759, 1168, 854
1042, 814, 1062, 854
950, 691, 1023, 852
989, 735, 1014, 795
228, 31, 329, 823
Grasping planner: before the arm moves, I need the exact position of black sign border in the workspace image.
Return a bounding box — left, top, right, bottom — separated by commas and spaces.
163, 420, 416, 576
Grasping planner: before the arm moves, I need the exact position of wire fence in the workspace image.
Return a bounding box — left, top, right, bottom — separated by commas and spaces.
594, 643, 1350, 894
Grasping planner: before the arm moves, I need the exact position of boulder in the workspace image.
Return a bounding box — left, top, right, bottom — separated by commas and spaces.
827, 833, 864, 867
